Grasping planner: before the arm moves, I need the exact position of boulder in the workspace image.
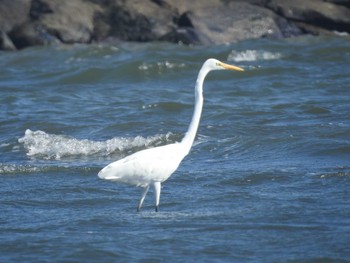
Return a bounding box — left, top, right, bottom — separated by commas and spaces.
0, 0, 31, 50
266, 0, 350, 35
0, 0, 101, 49
36, 0, 101, 43
162, 0, 301, 44
8, 23, 50, 49
101, 0, 177, 42
0, 0, 349, 50
0, 30, 16, 50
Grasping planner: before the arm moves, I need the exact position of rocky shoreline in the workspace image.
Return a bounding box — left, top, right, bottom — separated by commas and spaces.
1, 0, 349, 51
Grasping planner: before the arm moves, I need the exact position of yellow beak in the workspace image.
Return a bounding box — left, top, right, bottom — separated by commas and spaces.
220, 62, 244, 72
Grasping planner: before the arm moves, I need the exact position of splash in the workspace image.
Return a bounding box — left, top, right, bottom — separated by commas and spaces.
138, 61, 186, 71
0, 164, 43, 174
18, 129, 172, 160
0, 163, 97, 175
228, 50, 282, 62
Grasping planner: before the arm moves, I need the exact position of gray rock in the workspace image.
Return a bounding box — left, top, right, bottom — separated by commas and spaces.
0, 0, 30, 32
8, 22, 60, 49
0, 0, 349, 50
162, 0, 301, 44
0, 0, 31, 50
101, 0, 177, 42
37, 0, 101, 43
266, 0, 350, 34
0, 30, 16, 50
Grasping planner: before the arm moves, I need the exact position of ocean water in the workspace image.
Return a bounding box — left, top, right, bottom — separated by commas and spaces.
1, 36, 349, 262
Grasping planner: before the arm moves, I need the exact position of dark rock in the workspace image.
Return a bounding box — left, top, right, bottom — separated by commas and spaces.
9, 23, 45, 49
0, 0, 349, 50
324, 0, 350, 9
105, 0, 177, 42
0, 0, 31, 32
8, 22, 59, 49
163, 0, 301, 44
162, 26, 203, 45
0, 30, 16, 50
266, 0, 350, 34
30, 0, 53, 20
36, 0, 101, 43
0, 0, 31, 50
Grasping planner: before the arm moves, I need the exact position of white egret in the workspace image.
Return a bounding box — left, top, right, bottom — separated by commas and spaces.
98, 58, 244, 212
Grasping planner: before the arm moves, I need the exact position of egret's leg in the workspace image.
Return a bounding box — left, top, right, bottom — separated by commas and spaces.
153, 182, 161, 212
137, 185, 149, 212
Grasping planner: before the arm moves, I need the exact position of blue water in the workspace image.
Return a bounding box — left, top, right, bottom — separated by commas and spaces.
1, 36, 350, 262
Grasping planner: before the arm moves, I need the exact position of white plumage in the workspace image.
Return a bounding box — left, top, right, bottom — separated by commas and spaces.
99, 143, 185, 187
98, 58, 244, 212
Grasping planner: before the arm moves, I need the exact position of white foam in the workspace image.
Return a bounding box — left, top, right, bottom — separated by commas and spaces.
138, 61, 185, 71
228, 50, 282, 62
0, 164, 42, 174
0, 163, 96, 175
18, 129, 171, 160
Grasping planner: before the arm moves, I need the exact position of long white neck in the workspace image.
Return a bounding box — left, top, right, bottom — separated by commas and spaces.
180, 66, 210, 155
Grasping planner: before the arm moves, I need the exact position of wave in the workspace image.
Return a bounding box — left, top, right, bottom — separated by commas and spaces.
138, 60, 186, 71
0, 163, 97, 175
227, 50, 282, 62
18, 129, 174, 160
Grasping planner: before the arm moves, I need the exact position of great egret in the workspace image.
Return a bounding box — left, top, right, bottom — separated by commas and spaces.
98, 58, 244, 212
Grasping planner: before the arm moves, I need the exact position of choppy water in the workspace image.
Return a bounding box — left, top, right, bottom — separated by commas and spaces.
1, 36, 349, 262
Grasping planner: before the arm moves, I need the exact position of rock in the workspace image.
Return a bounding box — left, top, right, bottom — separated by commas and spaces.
8, 23, 45, 49
102, 0, 177, 42
8, 22, 59, 49
36, 0, 101, 43
0, 30, 16, 51
0, 0, 31, 50
163, 0, 301, 44
324, 0, 350, 9
266, 0, 350, 35
0, 0, 349, 50
0, 0, 101, 49
0, 0, 30, 32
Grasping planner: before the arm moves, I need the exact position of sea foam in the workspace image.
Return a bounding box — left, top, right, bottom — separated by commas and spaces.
228, 50, 282, 62
18, 129, 171, 160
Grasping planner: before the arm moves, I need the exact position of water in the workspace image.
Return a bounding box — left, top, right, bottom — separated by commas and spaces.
1, 36, 349, 262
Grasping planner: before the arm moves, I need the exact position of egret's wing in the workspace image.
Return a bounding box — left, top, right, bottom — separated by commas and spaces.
98, 143, 185, 187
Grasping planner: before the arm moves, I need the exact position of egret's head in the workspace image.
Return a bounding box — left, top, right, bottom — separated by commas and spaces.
205, 58, 244, 72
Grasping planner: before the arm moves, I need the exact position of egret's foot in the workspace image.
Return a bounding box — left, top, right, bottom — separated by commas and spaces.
155, 205, 159, 212
137, 207, 141, 212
